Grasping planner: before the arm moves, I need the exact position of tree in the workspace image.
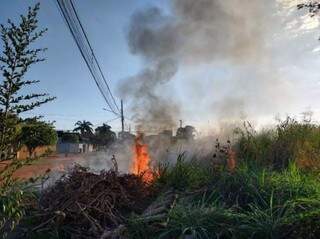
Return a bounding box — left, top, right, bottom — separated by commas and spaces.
94, 123, 116, 146
73, 120, 93, 136
19, 119, 57, 156
0, 3, 55, 160
176, 125, 196, 141
0, 4, 55, 235
61, 132, 80, 143
0, 113, 20, 160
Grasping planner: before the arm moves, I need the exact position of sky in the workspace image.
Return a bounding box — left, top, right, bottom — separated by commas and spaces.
1, 0, 320, 134
0, 0, 166, 131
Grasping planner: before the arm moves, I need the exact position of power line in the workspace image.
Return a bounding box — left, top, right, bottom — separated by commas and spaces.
56, 0, 120, 115
69, 0, 120, 114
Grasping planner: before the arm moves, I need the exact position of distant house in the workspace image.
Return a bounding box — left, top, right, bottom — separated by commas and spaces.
56, 141, 93, 154
56, 130, 94, 154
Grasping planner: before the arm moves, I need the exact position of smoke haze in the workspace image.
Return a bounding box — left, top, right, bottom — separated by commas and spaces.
119, 0, 320, 133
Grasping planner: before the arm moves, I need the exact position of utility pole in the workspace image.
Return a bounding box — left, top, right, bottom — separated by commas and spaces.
121, 99, 124, 133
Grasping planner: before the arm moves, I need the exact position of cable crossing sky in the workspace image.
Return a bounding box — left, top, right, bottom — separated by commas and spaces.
56, 0, 120, 116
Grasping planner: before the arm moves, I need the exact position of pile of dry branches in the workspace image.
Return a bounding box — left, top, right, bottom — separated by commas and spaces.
30, 165, 156, 238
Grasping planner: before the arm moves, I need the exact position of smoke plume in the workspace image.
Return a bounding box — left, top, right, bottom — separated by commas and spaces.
119, 0, 296, 132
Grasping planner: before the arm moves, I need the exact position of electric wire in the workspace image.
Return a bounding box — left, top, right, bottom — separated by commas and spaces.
56, 0, 120, 115
69, 0, 120, 113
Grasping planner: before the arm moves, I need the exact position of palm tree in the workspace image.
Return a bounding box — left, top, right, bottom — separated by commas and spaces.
73, 120, 93, 136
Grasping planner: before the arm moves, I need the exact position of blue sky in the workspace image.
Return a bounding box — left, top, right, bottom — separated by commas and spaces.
0, 0, 168, 131
2, 1, 320, 134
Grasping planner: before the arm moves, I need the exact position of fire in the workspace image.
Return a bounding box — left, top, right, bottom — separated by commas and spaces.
131, 133, 153, 182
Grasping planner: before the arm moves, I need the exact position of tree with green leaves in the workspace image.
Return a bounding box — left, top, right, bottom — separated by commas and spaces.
60, 132, 80, 143
94, 123, 116, 146
19, 119, 57, 157
0, 3, 55, 236
0, 3, 55, 160
73, 120, 94, 136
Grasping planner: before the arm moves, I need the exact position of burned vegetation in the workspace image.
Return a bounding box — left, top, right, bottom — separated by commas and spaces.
23, 165, 155, 238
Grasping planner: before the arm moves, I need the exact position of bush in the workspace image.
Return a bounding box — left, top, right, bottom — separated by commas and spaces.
0, 159, 37, 238
0, 182, 25, 238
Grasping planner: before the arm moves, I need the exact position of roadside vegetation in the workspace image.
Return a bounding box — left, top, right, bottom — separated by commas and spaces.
124, 118, 320, 239
4, 117, 319, 239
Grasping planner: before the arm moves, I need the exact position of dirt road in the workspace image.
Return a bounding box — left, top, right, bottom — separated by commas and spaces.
0, 152, 113, 181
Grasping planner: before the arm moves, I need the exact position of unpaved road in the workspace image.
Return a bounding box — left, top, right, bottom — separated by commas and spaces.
0, 152, 113, 181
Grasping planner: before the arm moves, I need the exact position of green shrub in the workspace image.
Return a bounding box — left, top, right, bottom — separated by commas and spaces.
0, 182, 25, 238
0, 170, 32, 238
0, 158, 39, 238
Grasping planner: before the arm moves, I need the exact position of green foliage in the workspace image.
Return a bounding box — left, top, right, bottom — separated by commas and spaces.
0, 114, 21, 160
159, 202, 240, 239
155, 153, 214, 190
147, 153, 320, 239
94, 123, 116, 146
235, 118, 320, 170
0, 2, 55, 159
0, 181, 25, 238
235, 122, 275, 166
0, 158, 36, 238
211, 162, 320, 209
240, 195, 292, 239
0, 3, 55, 237
73, 120, 93, 136
60, 132, 79, 143
20, 119, 57, 155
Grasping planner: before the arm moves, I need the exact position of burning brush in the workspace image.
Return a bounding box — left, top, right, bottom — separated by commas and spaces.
131, 133, 154, 182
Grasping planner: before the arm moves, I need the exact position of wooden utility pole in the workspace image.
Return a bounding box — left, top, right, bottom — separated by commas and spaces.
121, 99, 124, 133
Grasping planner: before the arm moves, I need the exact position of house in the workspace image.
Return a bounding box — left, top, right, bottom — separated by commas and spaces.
56, 131, 94, 154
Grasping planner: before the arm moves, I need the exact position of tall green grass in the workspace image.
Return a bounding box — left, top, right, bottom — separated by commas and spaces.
137, 159, 320, 238
235, 118, 320, 170
155, 153, 215, 190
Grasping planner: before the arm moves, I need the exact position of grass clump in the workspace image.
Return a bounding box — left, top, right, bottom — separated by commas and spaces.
159, 202, 240, 239
146, 148, 320, 239
155, 153, 215, 190
235, 118, 320, 170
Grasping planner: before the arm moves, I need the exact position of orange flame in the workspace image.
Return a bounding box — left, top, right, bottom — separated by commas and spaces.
131, 133, 153, 182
